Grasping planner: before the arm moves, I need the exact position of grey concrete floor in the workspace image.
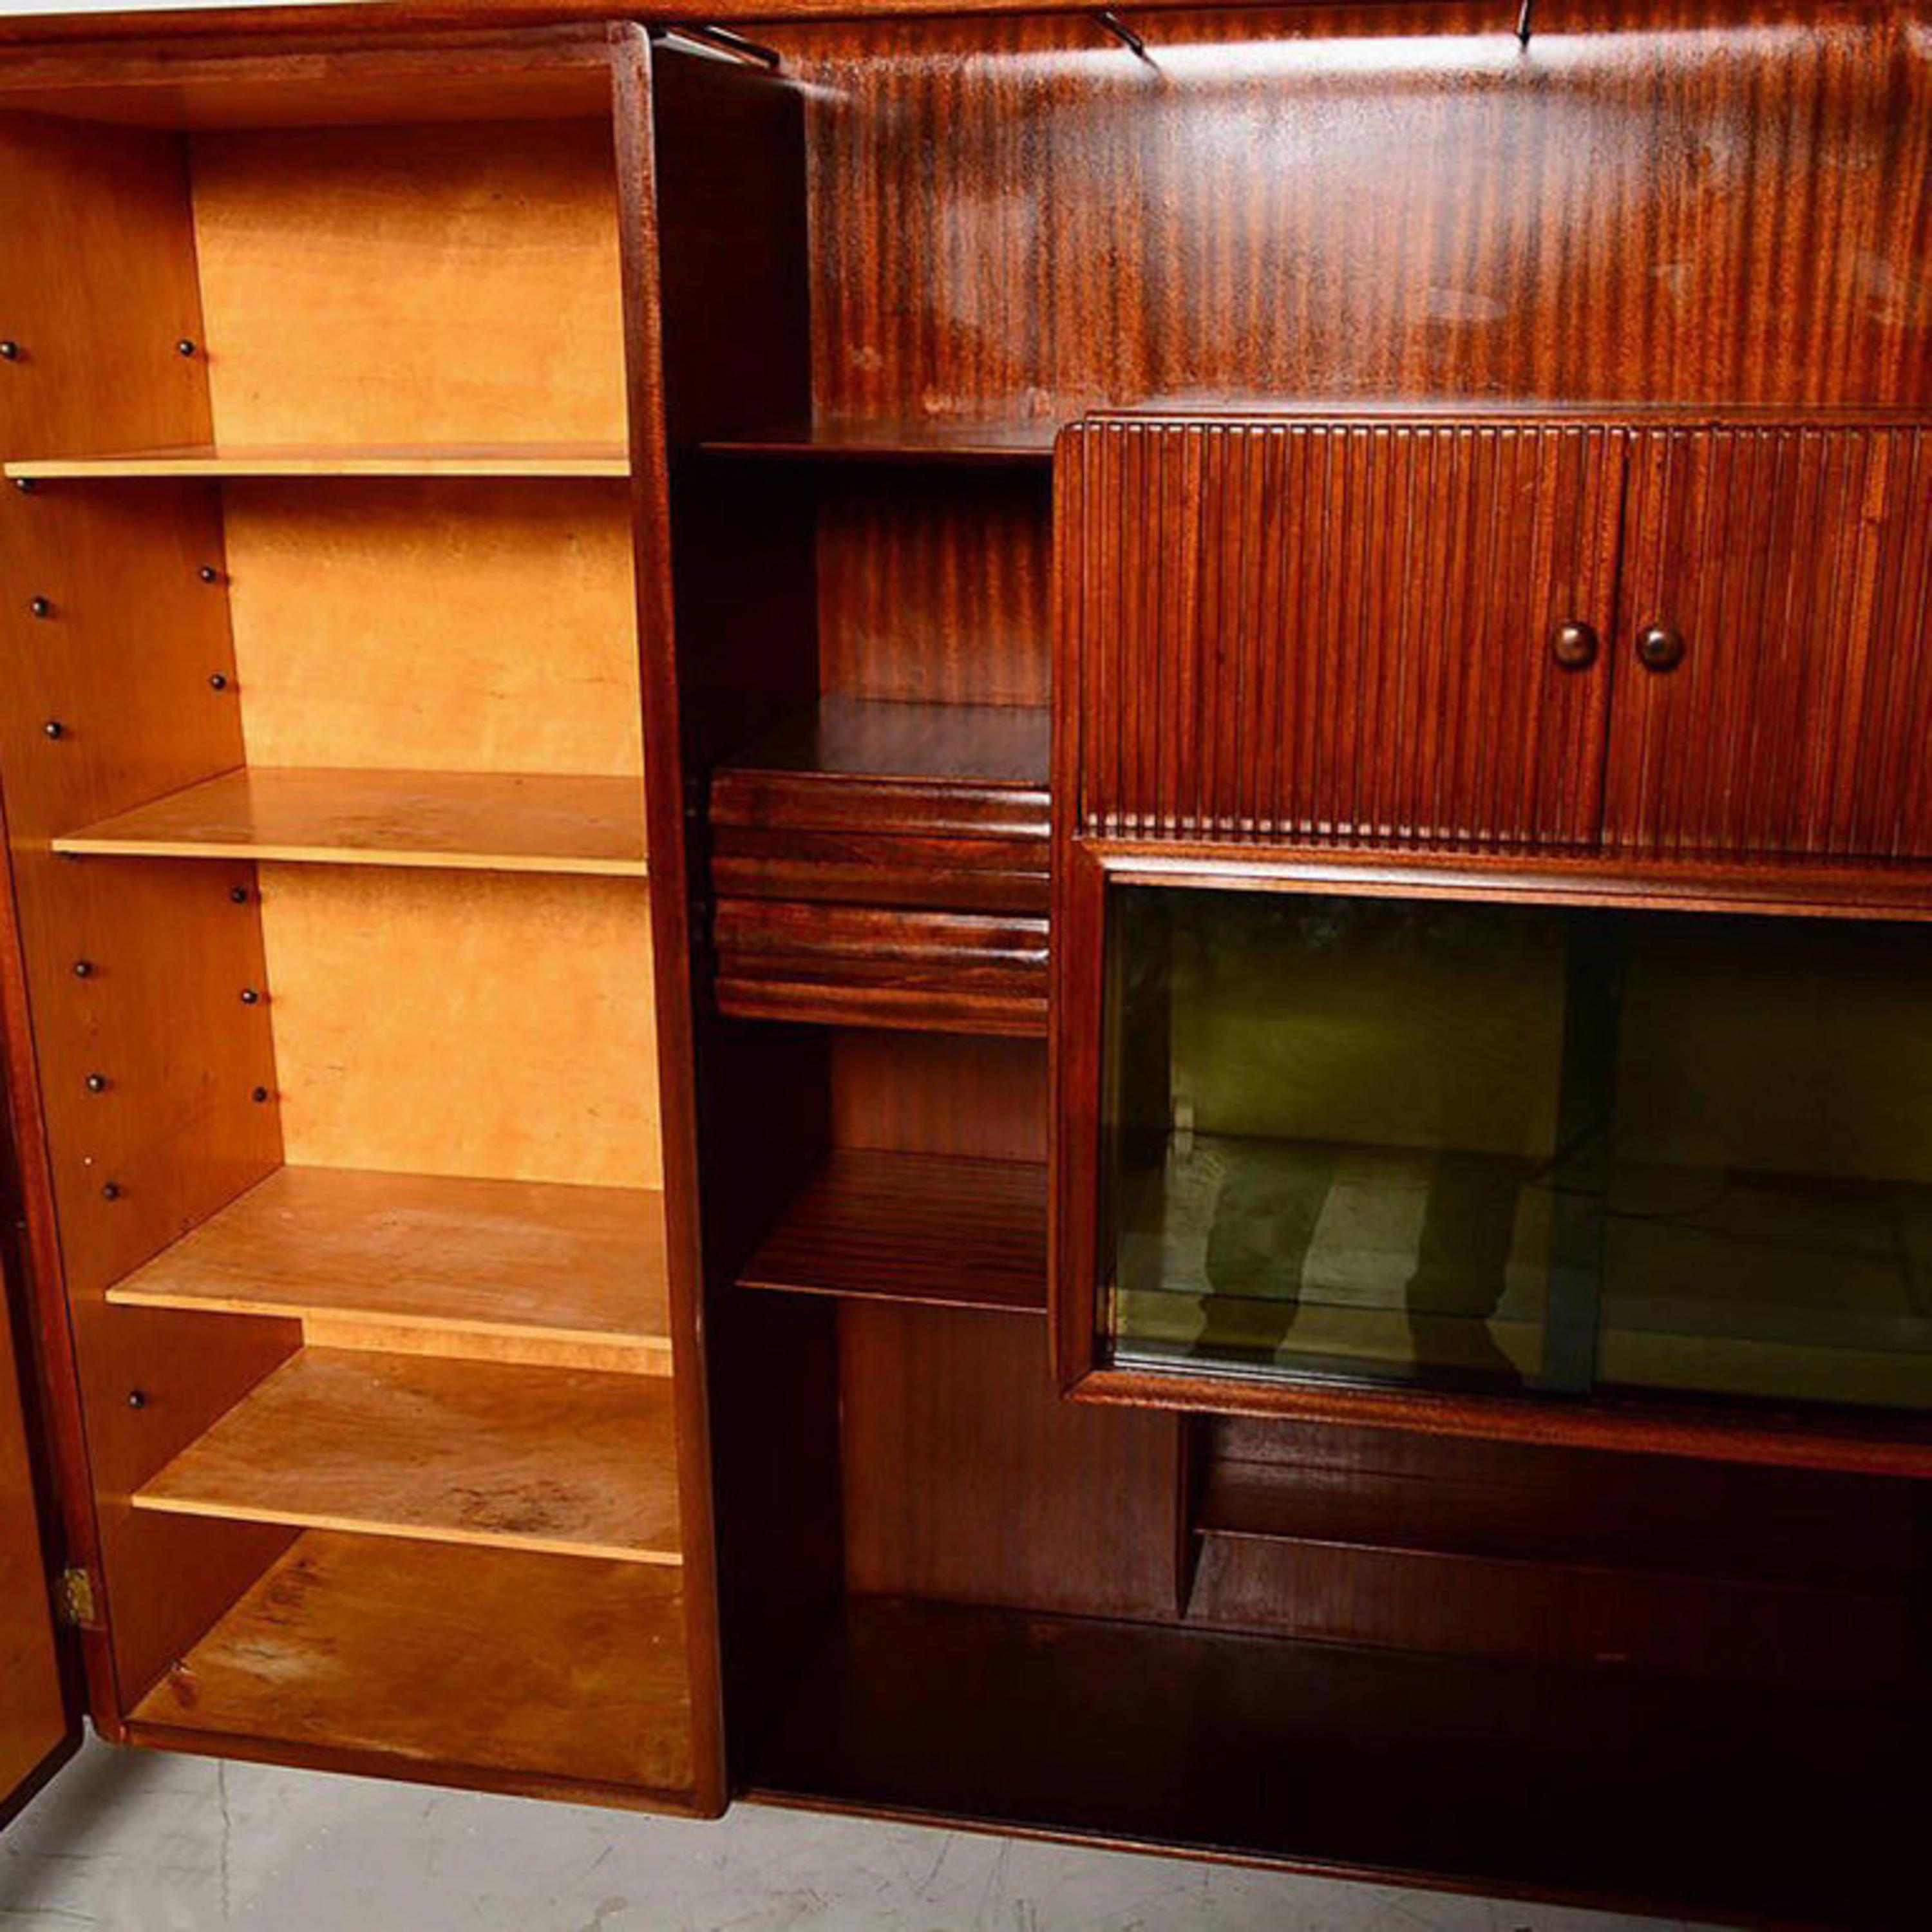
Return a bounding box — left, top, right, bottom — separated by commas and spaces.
0, 1734, 1703, 1932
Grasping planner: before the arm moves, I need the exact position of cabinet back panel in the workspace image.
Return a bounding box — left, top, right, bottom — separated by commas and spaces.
790, 2, 1932, 422
222, 478, 642, 777
830, 1032, 1045, 1164
189, 118, 627, 448
839, 1302, 1180, 1618
816, 471, 1051, 706
257, 866, 659, 1189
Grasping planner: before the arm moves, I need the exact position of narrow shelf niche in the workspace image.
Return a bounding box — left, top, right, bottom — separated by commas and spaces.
739, 1148, 1048, 1316
699, 420, 1055, 465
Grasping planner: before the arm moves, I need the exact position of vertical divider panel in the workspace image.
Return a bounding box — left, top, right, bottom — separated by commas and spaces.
629, 32, 843, 1797
0, 108, 295, 1723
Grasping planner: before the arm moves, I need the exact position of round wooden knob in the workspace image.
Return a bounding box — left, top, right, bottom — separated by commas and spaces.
1550, 619, 1599, 670
1637, 623, 1686, 672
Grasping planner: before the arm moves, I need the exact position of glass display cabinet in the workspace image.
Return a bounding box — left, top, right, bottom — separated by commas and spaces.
1098, 884, 1932, 1419
1054, 409, 1932, 1474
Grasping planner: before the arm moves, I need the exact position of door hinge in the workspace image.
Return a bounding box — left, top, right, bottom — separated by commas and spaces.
55, 1565, 100, 1631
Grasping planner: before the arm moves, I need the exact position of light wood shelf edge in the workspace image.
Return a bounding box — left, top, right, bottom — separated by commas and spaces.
5, 444, 631, 480
132, 1348, 684, 1566
52, 768, 649, 876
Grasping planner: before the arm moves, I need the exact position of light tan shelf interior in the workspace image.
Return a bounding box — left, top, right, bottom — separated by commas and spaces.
52, 768, 648, 876
134, 1349, 683, 1565
108, 1166, 672, 1372
4, 445, 629, 480
131, 1531, 694, 1797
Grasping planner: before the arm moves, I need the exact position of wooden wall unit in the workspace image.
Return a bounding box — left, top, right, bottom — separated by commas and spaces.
3, 5, 1931, 1929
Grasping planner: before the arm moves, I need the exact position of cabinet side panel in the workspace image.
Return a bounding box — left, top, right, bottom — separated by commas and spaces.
0, 111, 296, 1716
0, 1204, 70, 1817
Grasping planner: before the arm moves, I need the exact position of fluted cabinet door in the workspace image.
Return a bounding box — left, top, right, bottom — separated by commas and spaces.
1058, 416, 1627, 851
1605, 423, 1932, 860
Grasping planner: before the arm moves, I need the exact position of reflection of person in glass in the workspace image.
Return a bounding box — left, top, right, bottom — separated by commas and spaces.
1192, 1141, 1528, 1388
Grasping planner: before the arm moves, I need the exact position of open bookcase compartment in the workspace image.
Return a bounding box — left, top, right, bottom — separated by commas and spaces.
0, 24, 714, 1821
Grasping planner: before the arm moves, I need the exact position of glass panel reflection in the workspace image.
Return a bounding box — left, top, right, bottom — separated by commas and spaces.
1101, 887, 1932, 1416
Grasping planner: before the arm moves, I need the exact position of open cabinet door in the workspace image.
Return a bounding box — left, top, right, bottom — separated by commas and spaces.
0, 1237, 75, 1827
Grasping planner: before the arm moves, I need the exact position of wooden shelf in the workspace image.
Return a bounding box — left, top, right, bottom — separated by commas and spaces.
739, 1150, 1047, 1315
718, 696, 1051, 799
700, 420, 1054, 466
134, 1349, 682, 1564
1197, 1459, 1910, 1596
107, 1167, 671, 1371
52, 768, 648, 876
752, 1596, 1918, 1927
4, 444, 630, 480
131, 1531, 694, 1797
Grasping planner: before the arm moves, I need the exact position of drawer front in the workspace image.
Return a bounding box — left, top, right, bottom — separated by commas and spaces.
712, 900, 1049, 1036
1059, 416, 1625, 852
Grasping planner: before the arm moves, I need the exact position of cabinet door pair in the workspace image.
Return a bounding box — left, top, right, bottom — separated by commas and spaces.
1059, 415, 1932, 862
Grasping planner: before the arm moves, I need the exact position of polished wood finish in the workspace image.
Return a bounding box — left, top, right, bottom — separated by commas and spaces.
1059, 415, 1623, 849
714, 900, 1049, 1036
1608, 422, 1932, 860
791, 5, 1932, 427
53, 768, 649, 876
752, 1594, 1921, 1928
135, 1347, 682, 1565
712, 699, 1050, 1005
703, 422, 1052, 464
1189, 1418, 1922, 1690
840, 1305, 1182, 1620
5, 5, 1932, 1917
741, 1150, 1046, 1316
133, 1532, 693, 1798
105, 1167, 671, 1367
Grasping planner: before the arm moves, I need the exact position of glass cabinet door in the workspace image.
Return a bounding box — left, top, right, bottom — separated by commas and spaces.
1099, 886, 1932, 1417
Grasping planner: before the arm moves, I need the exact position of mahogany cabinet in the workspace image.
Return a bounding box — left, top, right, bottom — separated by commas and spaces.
4, 5, 1931, 1929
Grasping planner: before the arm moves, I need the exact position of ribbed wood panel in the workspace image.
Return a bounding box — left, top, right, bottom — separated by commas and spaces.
1061, 416, 1624, 848
1607, 424, 1932, 859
